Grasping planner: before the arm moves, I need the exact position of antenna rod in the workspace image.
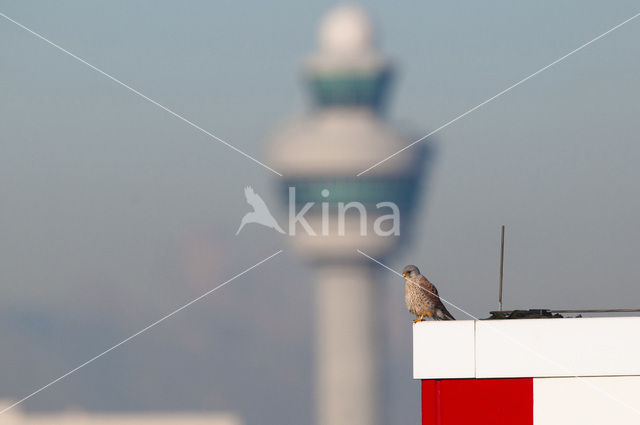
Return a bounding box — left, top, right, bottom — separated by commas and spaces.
498, 225, 505, 311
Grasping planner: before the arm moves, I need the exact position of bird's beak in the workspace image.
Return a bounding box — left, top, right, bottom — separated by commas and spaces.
402, 272, 407, 278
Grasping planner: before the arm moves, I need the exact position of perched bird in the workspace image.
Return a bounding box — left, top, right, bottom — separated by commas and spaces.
236, 186, 285, 235
402, 265, 455, 322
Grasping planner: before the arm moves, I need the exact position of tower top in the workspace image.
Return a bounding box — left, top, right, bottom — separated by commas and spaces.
308, 4, 386, 72
269, 3, 425, 178
318, 4, 374, 55
306, 4, 391, 111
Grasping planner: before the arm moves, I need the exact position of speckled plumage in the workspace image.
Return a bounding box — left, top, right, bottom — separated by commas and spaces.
402, 265, 454, 321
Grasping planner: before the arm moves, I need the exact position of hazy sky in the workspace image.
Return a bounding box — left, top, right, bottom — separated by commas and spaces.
1, 1, 639, 424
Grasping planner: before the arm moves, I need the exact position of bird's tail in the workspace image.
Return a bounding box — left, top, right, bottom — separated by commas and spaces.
235, 216, 248, 235
436, 304, 455, 321
272, 222, 286, 234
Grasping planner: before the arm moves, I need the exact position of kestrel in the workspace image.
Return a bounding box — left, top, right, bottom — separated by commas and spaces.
402, 265, 455, 322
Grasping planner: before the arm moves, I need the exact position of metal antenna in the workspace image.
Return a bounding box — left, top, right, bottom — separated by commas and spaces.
498, 225, 505, 311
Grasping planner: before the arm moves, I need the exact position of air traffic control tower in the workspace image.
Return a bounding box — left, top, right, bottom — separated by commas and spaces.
268, 5, 430, 425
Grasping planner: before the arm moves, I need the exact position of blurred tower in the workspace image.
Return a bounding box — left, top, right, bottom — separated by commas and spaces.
268, 5, 428, 425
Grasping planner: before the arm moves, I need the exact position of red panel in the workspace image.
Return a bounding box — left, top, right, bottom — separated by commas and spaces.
422, 380, 437, 425
422, 378, 533, 425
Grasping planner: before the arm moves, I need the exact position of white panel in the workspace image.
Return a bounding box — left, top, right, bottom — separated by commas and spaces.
534, 377, 640, 425
413, 320, 475, 379
476, 317, 640, 378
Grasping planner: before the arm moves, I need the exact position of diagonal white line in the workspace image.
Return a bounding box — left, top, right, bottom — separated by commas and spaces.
0, 11, 282, 177
357, 249, 640, 417
357, 10, 640, 176
0, 249, 283, 415
357, 249, 476, 319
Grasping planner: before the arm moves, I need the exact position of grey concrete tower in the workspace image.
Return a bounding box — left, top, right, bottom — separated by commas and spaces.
268, 5, 427, 425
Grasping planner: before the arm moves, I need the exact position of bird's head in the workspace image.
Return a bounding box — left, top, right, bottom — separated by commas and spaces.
402, 264, 420, 279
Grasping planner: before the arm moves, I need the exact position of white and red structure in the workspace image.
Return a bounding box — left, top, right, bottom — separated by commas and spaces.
413, 317, 640, 424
